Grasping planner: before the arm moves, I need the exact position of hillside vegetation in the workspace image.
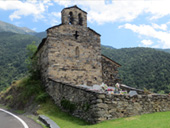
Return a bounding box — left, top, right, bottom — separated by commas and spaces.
102, 47, 170, 93
0, 32, 41, 90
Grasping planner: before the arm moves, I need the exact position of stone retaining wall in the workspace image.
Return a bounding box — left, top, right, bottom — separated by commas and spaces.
47, 78, 170, 124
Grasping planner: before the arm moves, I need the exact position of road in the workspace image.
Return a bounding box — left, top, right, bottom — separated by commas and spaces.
0, 109, 43, 128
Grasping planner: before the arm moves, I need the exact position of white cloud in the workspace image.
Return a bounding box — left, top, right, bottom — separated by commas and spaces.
45, 12, 61, 26
32, 28, 37, 31
119, 23, 170, 48
53, 0, 170, 24
141, 40, 154, 46
0, 0, 52, 21
51, 12, 61, 18
152, 23, 167, 31
1, 0, 170, 26
1, 0, 170, 25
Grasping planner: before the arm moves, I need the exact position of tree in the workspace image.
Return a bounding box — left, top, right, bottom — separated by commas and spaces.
25, 41, 39, 79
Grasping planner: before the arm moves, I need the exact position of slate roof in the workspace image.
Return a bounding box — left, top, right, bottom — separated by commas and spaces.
102, 54, 121, 67
47, 25, 100, 36
47, 24, 62, 31
61, 5, 87, 14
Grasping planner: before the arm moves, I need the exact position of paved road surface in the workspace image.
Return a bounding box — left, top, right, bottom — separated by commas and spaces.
0, 109, 42, 128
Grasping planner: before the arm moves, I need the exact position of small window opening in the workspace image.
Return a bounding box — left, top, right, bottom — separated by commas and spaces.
75, 46, 80, 57
78, 13, 83, 26
69, 12, 74, 24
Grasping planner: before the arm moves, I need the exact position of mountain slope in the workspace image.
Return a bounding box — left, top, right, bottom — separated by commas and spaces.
0, 20, 36, 35
0, 32, 41, 90
156, 49, 170, 53
102, 47, 170, 93
34, 31, 46, 39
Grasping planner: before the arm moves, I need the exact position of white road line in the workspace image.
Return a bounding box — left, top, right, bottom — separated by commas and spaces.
0, 109, 29, 128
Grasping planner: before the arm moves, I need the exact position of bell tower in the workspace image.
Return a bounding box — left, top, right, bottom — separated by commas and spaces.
61, 5, 87, 27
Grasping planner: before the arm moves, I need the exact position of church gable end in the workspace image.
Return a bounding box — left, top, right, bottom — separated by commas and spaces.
101, 55, 121, 86
36, 5, 103, 86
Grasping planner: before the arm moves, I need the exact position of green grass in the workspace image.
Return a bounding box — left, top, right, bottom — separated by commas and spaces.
38, 100, 170, 128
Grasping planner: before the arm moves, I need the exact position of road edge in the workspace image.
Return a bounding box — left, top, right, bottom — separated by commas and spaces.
0, 108, 29, 128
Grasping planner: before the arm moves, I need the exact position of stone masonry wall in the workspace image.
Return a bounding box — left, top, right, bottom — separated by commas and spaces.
47, 78, 170, 124
47, 78, 100, 124
36, 38, 49, 84
102, 55, 120, 86
46, 25, 102, 86
61, 6, 87, 27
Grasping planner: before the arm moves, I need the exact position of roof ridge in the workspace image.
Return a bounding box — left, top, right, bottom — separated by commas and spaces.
61, 5, 87, 14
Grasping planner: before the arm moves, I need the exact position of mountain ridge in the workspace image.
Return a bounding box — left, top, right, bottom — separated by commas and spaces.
0, 20, 36, 35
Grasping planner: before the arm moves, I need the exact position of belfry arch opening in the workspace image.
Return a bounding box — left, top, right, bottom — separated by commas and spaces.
78, 13, 83, 26
69, 12, 74, 24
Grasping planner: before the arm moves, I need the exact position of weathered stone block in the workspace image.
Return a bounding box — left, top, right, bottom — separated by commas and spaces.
97, 94, 106, 99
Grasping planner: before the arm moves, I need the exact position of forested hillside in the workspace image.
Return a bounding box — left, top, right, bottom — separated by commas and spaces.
157, 49, 170, 53
102, 47, 170, 93
0, 32, 41, 90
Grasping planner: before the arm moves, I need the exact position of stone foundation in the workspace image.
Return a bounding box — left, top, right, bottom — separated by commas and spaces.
47, 78, 170, 124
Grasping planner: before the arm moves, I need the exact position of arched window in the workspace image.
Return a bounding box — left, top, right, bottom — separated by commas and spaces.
75, 46, 80, 57
78, 13, 83, 26
69, 12, 74, 24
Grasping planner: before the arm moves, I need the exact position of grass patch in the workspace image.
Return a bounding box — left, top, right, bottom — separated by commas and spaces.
18, 77, 49, 103
13, 110, 25, 114
61, 99, 77, 113
1, 76, 49, 105
38, 99, 170, 128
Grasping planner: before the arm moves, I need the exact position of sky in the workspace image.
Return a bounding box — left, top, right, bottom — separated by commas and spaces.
1, 0, 170, 49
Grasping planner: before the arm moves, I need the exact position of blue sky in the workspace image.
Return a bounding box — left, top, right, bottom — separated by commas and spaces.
1, 0, 170, 49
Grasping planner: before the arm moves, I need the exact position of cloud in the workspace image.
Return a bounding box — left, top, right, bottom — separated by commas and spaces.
152, 23, 167, 31
141, 40, 154, 46
55, 1, 146, 24
32, 28, 37, 31
53, 0, 170, 24
47, 12, 61, 26
0, 0, 52, 21
1, 0, 170, 25
119, 23, 170, 48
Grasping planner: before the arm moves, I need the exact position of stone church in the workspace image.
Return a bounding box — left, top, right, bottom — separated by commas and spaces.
36, 5, 121, 87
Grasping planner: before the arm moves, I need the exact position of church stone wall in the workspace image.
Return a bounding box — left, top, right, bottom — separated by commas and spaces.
46, 25, 102, 86
102, 56, 120, 86
47, 78, 170, 124
36, 39, 49, 84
